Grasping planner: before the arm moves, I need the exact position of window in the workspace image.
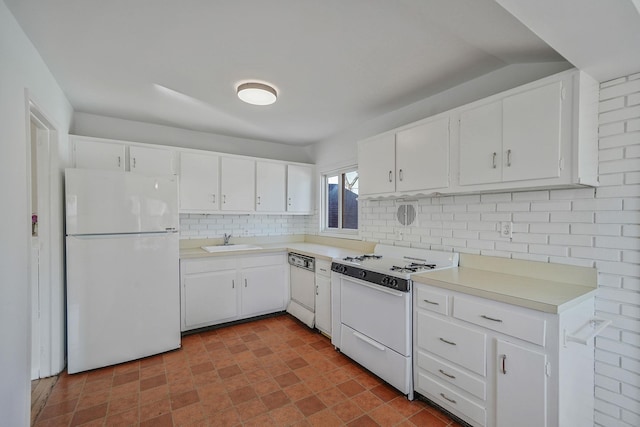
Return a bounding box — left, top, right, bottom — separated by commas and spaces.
323, 167, 358, 234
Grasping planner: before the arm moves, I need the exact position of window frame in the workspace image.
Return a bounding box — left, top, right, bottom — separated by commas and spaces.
320, 165, 359, 238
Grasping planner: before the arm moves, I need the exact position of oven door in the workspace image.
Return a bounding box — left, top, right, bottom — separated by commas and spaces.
340, 275, 411, 356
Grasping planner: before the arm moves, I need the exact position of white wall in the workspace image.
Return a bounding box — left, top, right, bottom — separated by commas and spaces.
0, 1, 73, 426
73, 112, 314, 164
354, 74, 640, 426
311, 61, 572, 171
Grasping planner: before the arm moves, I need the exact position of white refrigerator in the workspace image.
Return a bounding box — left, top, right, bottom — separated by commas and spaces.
65, 168, 181, 374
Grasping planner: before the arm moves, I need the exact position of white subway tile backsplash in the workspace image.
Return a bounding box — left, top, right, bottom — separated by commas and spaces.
549, 234, 593, 247
550, 211, 594, 223
512, 212, 550, 222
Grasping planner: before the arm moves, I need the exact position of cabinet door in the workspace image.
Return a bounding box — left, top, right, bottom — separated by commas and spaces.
241, 264, 286, 316
129, 146, 175, 176
74, 139, 126, 171
179, 152, 219, 212
496, 340, 547, 427
257, 161, 286, 212
315, 274, 331, 335
221, 157, 255, 211
396, 117, 450, 192
182, 270, 238, 329
287, 164, 313, 213
502, 81, 562, 182
459, 100, 503, 185
358, 133, 395, 195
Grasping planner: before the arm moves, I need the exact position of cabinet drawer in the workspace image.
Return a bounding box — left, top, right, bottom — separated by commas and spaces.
243, 253, 285, 268
416, 286, 449, 315
316, 260, 331, 278
181, 257, 237, 274
453, 297, 546, 346
417, 312, 486, 376
416, 371, 486, 427
417, 351, 486, 400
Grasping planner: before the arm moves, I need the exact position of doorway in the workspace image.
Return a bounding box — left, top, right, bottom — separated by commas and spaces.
27, 100, 59, 380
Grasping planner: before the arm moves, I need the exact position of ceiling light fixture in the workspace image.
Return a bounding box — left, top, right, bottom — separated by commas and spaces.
237, 82, 277, 106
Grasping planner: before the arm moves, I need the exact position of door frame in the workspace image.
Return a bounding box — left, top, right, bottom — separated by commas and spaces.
25, 92, 65, 379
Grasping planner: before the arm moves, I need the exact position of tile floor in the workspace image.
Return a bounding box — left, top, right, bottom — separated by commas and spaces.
33, 315, 463, 426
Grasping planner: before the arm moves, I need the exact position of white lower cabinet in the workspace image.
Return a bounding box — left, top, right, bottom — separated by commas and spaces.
495, 340, 547, 427
315, 260, 332, 336
414, 282, 596, 427
180, 253, 286, 331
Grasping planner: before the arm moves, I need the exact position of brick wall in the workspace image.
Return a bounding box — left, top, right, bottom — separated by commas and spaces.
179, 213, 312, 239
359, 73, 640, 425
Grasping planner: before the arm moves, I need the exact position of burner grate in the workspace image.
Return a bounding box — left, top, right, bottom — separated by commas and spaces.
343, 254, 383, 262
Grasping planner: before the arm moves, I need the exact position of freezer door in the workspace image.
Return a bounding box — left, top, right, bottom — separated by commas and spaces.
65, 168, 178, 235
66, 233, 180, 373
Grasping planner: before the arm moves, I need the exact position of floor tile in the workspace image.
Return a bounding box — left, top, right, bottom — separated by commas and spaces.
33, 314, 461, 427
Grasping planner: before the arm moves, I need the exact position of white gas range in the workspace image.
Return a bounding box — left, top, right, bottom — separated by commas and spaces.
330, 244, 459, 399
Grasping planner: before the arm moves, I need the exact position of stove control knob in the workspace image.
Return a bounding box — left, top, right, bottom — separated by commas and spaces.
390, 278, 398, 288
381, 276, 390, 285
340, 265, 347, 274
359, 270, 367, 279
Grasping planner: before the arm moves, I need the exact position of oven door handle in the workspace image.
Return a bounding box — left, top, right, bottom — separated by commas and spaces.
345, 276, 405, 297
352, 331, 386, 351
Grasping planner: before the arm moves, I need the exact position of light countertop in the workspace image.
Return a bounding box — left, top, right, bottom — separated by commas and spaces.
413, 254, 597, 314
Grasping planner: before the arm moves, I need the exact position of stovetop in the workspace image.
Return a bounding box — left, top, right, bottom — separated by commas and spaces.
331, 245, 459, 292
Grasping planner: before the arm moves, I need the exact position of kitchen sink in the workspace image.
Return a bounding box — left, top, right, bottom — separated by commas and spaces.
201, 244, 263, 253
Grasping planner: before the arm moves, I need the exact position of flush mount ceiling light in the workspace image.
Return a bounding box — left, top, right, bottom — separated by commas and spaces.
237, 82, 277, 106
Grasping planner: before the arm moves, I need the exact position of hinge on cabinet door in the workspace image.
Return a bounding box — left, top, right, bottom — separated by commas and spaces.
559, 157, 565, 171
545, 362, 551, 377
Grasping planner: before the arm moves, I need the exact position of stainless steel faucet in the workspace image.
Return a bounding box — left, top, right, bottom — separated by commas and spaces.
223, 233, 232, 245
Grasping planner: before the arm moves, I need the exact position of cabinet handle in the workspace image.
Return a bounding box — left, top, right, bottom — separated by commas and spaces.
500, 354, 507, 374
399, 169, 403, 181
506, 149, 512, 167
232, 280, 235, 289
132, 157, 136, 169
288, 197, 292, 207
257, 196, 261, 205
117, 156, 121, 168
244, 279, 247, 288
316, 285, 319, 296
440, 393, 457, 404
480, 314, 503, 323
212, 194, 216, 204
388, 170, 392, 182
492, 152, 497, 169
223, 194, 226, 204
423, 299, 439, 305
439, 337, 456, 346
438, 369, 456, 379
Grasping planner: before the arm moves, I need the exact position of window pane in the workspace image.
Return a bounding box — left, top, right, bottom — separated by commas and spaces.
342, 171, 358, 230
327, 175, 339, 228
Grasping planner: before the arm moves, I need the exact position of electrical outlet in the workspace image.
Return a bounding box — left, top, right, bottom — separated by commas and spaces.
500, 221, 513, 238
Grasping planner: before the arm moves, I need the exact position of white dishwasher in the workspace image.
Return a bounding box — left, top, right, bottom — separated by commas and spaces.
287, 252, 315, 328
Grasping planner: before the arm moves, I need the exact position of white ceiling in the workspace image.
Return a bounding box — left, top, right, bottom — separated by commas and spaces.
2, 1, 590, 145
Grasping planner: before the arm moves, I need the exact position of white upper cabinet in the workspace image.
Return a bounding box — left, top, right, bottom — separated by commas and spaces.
358, 69, 598, 198
256, 161, 286, 212
459, 100, 503, 186
455, 70, 598, 192
179, 151, 219, 212
129, 145, 176, 176
287, 164, 314, 213
221, 156, 255, 212
358, 133, 396, 195
359, 115, 450, 197
396, 117, 449, 192
74, 138, 126, 171
502, 81, 562, 182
